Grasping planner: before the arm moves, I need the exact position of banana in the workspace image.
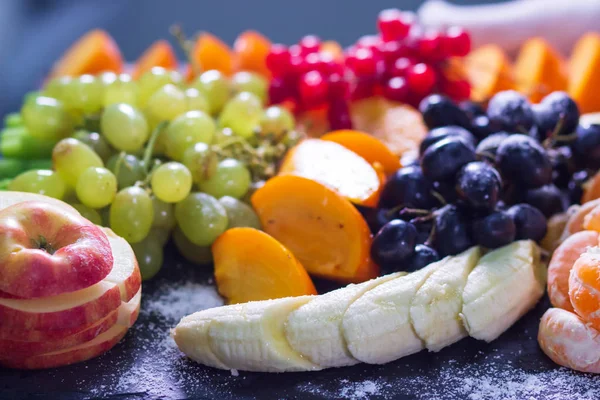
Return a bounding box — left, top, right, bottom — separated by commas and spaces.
460, 240, 545, 341
286, 272, 405, 368
410, 247, 481, 351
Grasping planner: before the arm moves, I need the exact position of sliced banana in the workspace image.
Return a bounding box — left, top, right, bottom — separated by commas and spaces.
410, 247, 481, 351
286, 272, 405, 368
460, 240, 545, 341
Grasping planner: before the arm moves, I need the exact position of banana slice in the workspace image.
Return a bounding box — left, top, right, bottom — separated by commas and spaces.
286, 272, 405, 368
460, 240, 545, 341
341, 261, 441, 364
410, 247, 481, 351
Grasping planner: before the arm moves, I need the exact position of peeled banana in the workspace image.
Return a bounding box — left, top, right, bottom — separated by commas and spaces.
172, 240, 544, 372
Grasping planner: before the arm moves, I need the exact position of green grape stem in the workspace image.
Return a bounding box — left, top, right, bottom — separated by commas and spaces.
143, 121, 168, 174
170, 25, 200, 76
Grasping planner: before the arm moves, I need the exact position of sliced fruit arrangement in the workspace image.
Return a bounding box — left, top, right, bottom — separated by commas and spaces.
0, 192, 141, 369
173, 240, 544, 372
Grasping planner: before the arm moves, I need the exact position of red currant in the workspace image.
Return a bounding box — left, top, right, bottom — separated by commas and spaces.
346, 47, 378, 77
289, 55, 308, 77
441, 79, 471, 101
299, 35, 321, 56
305, 52, 327, 74
406, 63, 437, 95
299, 70, 329, 107
268, 77, 295, 104
328, 73, 349, 100
378, 40, 409, 68
351, 77, 377, 100
389, 57, 415, 77
377, 9, 414, 42
383, 77, 409, 102
266, 44, 291, 77
445, 27, 471, 57
418, 31, 444, 61
328, 100, 353, 130
356, 35, 382, 57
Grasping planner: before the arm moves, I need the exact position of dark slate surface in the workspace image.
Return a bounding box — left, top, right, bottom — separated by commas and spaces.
1, 246, 599, 400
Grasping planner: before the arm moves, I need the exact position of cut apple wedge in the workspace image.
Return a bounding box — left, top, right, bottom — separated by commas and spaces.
0, 289, 140, 370
0, 231, 140, 331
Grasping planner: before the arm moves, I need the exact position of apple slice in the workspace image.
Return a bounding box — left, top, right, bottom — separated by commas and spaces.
0, 289, 140, 369
0, 232, 141, 331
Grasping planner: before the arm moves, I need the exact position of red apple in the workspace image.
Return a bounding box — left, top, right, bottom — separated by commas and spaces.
0, 191, 78, 215
101, 228, 142, 303
0, 201, 114, 298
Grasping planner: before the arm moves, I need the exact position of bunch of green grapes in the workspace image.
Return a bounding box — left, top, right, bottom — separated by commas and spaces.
0, 66, 302, 281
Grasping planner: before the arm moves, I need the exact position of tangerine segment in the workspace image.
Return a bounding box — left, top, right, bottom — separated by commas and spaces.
190, 33, 234, 77
212, 228, 317, 304
583, 171, 600, 204
233, 31, 271, 77
321, 130, 401, 175
584, 203, 600, 232
50, 30, 123, 78
132, 40, 178, 79
538, 307, 600, 373
569, 248, 600, 330
548, 231, 599, 312
279, 139, 382, 207
251, 175, 377, 284
560, 199, 600, 243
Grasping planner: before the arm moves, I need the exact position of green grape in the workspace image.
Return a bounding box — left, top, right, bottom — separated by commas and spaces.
173, 226, 213, 265
106, 153, 146, 188
52, 138, 104, 187
101, 103, 149, 152
259, 106, 295, 136
61, 74, 104, 114
150, 162, 192, 203
175, 192, 228, 246
131, 233, 164, 280
21, 96, 73, 140
71, 203, 103, 225
164, 110, 216, 161
182, 142, 218, 184
191, 70, 230, 115
103, 78, 138, 107
26, 159, 53, 170
72, 130, 114, 161
145, 83, 187, 123
0, 127, 57, 159
98, 71, 118, 86
151, 196, 176, 230
212, 127, 235, 145
198, 158, 251, 199
0, 158, 26, 179
147, 227, 171, 247
185, 87, 209, 112
76, 167, 117, 208
219, 92, 263, 138
231, 71, 267, 104
43, 76, 72, 102
110, 186, 154, 243
8, 169, 66, 199
218, 196, 261, 229
4, 113, 23, 127
137, 67, 182, 107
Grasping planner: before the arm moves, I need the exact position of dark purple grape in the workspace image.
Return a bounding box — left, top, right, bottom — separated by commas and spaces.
567, 170, 592, 205
432, 204, 474, 257
355, 206, 395, 235
470, 115, 496, 140
459, 101, 486, 120
547, 146, 576, 188
506, 204, 547, 242
411, 218, 434, 245
487, 90, 535, 133
371, 220, 417, 268
432, 180, 458, 203
475, 132, 509, 162
421, 137, 476, 182
533, 91, 580, 139
406, 244, 440, 272
378, 166, 437, 209
522, 184, 566, 218
495, 134, 552, 188
570, 123, 600, 170
471, 211, 516, 249
456, 161, 502, 210
419, 126, 476, 156
419, 94, 472, 130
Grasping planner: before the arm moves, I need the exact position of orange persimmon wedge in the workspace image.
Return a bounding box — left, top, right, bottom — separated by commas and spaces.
233, 30, 271, 77
132, 40, 178, 79
251, 175, 378, 284
462, 44, 514, 102
514, 38, 567, 103
569, 33, 600, 114
190, 33, 234, 78
279, 139, 382, 207
321, 130, 401, 175
213, 228, 317, 304
321, 41, 344, 62
49, 29, 123, 78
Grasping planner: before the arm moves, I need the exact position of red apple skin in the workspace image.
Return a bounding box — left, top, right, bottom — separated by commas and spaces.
0, 201, 114, 298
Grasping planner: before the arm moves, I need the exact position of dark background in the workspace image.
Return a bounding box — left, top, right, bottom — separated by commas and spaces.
0, 0, 491, 117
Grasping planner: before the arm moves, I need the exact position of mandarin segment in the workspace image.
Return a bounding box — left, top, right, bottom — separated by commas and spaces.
569, 249, 600, 330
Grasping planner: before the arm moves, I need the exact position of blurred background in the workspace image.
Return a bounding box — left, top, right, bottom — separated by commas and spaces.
0, 0, 490, 117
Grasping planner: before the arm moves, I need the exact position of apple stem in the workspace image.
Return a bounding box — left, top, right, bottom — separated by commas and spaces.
31, 235, 56, 254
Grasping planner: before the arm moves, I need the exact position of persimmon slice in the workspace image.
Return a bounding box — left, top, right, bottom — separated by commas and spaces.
279, 139, 382, 207
132, 40, 178, 79
213, 228, 316, 304
190, 33, 234, 77
569, 33, 600, 114
251, 175, 378, 283
462, 44, 514, 102
233, 31, 271, 77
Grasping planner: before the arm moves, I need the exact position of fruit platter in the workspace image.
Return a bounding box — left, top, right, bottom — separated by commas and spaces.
2, 6, 600, 399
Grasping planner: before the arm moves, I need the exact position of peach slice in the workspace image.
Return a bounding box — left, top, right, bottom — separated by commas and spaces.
0, 231, 140, 331
538, 307, 600, 373
0, 289, 140, 369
